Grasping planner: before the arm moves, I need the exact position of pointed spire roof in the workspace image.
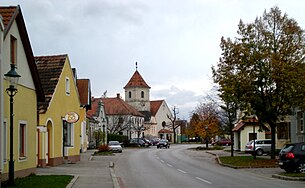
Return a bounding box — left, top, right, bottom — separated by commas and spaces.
124, 70, 150, 89
124, 62, 150, 89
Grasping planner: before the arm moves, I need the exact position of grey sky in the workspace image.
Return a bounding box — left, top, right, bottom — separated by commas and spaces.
2, 0, 305, 119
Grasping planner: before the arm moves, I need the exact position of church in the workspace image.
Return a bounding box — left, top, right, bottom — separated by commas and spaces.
124, 63, 177, 141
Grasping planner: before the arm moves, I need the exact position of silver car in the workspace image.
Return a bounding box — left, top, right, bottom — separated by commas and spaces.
245, 139, 271, 156
108, 141, 122, 153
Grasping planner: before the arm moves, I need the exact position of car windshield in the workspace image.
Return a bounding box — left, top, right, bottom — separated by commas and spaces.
281, 145, 294, 152
109, 141, 120, 145
246, 140, 254, 145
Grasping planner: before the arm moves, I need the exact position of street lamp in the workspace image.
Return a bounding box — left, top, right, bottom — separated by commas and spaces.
4, 64, 21, 185
205, 125, 208, 149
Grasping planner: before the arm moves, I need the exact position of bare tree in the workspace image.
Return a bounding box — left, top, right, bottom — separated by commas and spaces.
167, 106, 183, 144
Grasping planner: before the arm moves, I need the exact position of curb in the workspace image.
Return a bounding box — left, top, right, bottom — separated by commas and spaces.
272, 174, 305, 181
206, 151, 305, 181
109, 161, 120, 188
66, 175, 79, 188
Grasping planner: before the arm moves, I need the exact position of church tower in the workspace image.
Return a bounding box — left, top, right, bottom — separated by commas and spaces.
124, 62, 151, 112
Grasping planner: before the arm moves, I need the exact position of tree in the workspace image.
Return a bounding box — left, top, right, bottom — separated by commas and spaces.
167, 106, 182, 144
212, 7, 305, 159
193, 101, 221, 146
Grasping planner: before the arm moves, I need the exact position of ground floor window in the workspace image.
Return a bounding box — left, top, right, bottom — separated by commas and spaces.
3, 121, 7, 163
63, 121, 74, 146
248, 133, 257, 141
19, 123, 26, 158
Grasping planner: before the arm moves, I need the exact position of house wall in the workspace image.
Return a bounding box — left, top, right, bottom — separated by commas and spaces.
38, 57, 81, 166
155, 101, 172, 137
2, 21, 37, 179
0, 16, 4, 177
239, 125, 266, 152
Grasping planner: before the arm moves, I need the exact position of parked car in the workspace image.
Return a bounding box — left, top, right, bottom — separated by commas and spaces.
245, 139, 271, 156
108, 141, 122, 153
212, 138, 232, 146
143, 138, 152, 146
129, 138, 150, 147
157, 139, 170, 149
278, 142, 305, 173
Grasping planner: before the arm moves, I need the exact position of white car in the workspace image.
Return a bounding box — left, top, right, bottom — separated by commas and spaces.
108, 141, 123, 153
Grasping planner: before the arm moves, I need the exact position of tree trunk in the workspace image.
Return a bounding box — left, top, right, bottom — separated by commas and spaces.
270, 124, 276, 159
173, 128, 176, 143
230, 129, 234, 157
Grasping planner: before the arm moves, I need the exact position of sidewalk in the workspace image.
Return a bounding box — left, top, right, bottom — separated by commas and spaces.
36, 150, 117, 188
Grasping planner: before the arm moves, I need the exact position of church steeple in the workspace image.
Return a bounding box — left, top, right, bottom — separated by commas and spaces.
124, 62, 150, 112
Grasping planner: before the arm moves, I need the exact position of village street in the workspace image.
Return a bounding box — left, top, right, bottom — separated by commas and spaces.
113, 144, 303, 188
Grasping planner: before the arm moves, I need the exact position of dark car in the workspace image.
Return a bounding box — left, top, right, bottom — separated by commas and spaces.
213, 138, 232, 146
157, 139, 170, 149
129, 138, 150, 147
151, 138, 160, 146
278, 142, 305, 173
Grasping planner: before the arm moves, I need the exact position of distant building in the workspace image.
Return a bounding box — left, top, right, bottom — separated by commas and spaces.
124, 65, 176, 141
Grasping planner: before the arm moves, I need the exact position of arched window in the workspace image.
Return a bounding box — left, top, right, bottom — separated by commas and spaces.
141, 91, 144, 98
129, 91, 132, 98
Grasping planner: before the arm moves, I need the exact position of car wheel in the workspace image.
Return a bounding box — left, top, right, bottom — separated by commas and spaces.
256, 149, 263, 156
297, 163, 305, 173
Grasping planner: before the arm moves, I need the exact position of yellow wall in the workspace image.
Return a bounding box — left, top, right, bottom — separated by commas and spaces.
38, 57, 81, 160
3, 83, 37, 173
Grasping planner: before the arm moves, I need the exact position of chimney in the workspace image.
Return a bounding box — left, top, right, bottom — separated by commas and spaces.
117, 93, 120, 98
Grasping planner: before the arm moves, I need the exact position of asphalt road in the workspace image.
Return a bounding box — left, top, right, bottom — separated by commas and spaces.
114, 144, 303, 188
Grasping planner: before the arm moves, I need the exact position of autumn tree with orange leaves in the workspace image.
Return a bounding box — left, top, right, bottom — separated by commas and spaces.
192, 101, 221, 147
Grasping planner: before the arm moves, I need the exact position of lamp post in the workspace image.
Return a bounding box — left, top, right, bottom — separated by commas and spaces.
205, 125, 208, 149
102, 118, 106, 144
4, 64, 21, 185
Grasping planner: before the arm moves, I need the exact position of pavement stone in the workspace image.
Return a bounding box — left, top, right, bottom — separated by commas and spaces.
36, 149, 117, 188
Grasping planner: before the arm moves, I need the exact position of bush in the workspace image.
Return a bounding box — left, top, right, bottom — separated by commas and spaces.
108, 134, 128, 146
98, 144, 109, 152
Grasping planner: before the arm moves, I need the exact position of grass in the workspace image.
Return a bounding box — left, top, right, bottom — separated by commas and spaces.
279, 172, 305, 177
1, 174, 73, 188
191, 146, 225, 150
219, 156, 278, 168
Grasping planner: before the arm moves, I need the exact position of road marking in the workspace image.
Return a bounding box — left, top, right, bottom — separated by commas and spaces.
166, 163, 173, 167
196, 177, 212, 184
160, 160, 164, 163
177, 169, 187, 174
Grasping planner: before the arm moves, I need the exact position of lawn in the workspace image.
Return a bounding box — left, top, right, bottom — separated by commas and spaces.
219, 156, 278, 168
1, 174, 73, 188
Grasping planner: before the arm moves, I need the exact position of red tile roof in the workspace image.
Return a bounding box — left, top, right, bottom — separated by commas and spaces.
77, 79, 91, 108
87, 97, 101, 117
150, 100, 164, 116
232, 117, 259, 132
124, 70, 150, 89
102, 95, 144, 116
0, 6, 17, 28
35, 55, 67, 113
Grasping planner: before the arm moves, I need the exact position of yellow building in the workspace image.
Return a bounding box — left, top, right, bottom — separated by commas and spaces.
36, 54, 82, 167
0, 6, 44, 181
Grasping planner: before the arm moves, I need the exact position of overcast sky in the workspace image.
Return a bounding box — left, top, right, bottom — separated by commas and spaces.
2, 0, 305, 119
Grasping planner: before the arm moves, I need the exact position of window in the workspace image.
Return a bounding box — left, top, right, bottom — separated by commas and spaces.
19, 123, 26, 158
141, 91, 144, 98
297, 111, 304, 133
65, 77, 70, 95
63, 121, 74, 146
249, 133, 257, 141
10, 35, 17, 65
128, 91, 131, 98
3, 122, 7, 163
277, 122, 290, 139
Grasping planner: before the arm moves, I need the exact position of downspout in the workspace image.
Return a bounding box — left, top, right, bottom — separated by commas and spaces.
0, 15, 5, 185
